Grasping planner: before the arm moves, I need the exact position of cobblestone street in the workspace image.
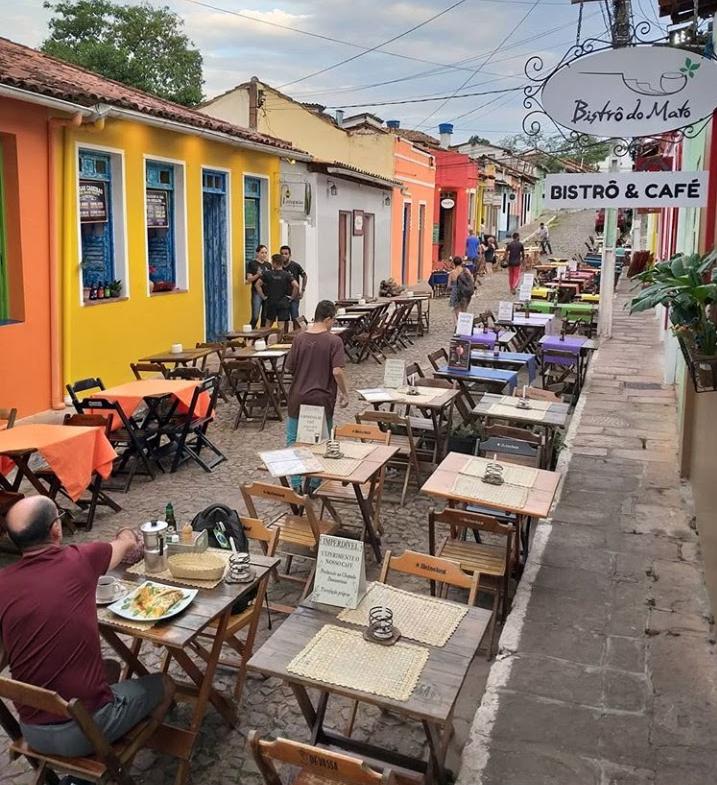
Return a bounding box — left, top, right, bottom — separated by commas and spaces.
7, 209, 708, 785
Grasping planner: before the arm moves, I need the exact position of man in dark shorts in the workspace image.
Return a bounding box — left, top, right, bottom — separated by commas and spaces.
285, 300, 349, 490
505, 231, 525, 295
280, 245, 308, 330
256, 253, 299, 331
0, 496, 174, 758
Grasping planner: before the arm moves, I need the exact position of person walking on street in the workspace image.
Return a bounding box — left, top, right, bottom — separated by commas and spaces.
285, 300, 349, 490
246, 244, 271, 328
448, 256, 475, 326
256, 253, 299, 332
537, 222, 553, 255
505, 232, 525, 295
483, 235, 497, 275
280, 245, 308, 330
465, 229, 481, 270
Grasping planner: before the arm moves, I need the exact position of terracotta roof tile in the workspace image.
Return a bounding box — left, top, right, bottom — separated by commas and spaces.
387, 127, 440, 148
0, 37, 298, 153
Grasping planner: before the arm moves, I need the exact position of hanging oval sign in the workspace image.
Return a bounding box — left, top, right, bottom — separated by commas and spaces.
440, 198, 455, 209
541, 46, 717, 138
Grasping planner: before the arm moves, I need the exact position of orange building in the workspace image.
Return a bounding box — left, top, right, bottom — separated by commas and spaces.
0, 96, 54, 416
386, 122, 436, 285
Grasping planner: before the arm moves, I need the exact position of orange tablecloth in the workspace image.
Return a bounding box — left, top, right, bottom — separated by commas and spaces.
92, 379, 210, 422
0, 424, 116, 501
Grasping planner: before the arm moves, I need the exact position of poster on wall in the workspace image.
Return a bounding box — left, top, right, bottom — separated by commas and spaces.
146, 189, 169, 228
544, 171, 708, 209
352, 209, 364, 236
79, 180, 108, 223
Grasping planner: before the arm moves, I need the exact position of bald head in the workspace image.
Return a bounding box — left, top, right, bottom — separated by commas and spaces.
6, 497, 60, 551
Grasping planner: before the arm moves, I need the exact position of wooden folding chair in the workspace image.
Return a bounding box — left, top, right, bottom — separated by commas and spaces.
538, 346, 581, 405
223, 358, 282, 430
313, 423, 390, 536
129, 362, 168, 380
241, 482, 339, 604
356, 411, 422, 506
35, 414, 122, 530
0, 408, 17, 430
404, 362, 425, 384
428, 508, 514, 658
249, 732, 396, 785
427, 348, 448, 372
0, 671, 174, 785
512, 386, 561, 402
185, 517, 278, 700
478, 424, 543, 468
66, 378, 106, 413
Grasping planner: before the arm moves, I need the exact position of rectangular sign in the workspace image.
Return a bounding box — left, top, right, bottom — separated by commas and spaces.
497, 301, 514, 322
296, 404, 328, 445
79, 180, 108, 223
448, 337, 472, 370
313, 534, 367, 609
544, 171, 708, 209
146, 189, 169, 228
383, 358, 406, 388
455, 311, 474, 337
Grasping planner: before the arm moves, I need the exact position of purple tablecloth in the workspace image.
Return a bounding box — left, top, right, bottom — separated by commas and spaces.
540, 335, 586, 366
470, 331, 502, 346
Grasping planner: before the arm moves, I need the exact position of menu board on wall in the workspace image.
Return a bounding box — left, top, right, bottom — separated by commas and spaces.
79, 180, 108, 223
146, 189, 169, 228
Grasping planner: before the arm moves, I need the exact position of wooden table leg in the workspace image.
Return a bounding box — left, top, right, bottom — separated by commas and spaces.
99, 629, 151, 677
290, 682, 318, 728
422, 720, 451, 785
353, 482, 382, 562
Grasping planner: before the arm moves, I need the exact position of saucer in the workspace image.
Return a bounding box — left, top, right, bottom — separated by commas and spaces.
96, 587, 128, 606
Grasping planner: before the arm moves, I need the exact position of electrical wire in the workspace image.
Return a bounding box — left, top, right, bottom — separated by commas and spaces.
415, 0, 543, 128
277, 0, 468, 88
325, 85, 525, 109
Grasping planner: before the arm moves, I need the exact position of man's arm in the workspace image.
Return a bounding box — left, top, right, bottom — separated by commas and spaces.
255, 278, 266, 299
109, 529, 140, 571
290, 279, 300, 298
333, 367, 349, 407
299, 271, 308, 297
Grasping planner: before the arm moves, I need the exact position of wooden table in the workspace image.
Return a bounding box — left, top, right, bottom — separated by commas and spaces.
358, 387, 459, 462
498, 315, 553, 354
269, 444, 399, 562
473, 393, 570, 467
247, 599, 491, 784
139, 347, 214, 367
235, 347, 290, 403
470, 350, 537, 384
100, 554, 278, 785
468, 330, 516, 349
434, 366, 518, 404
382, 295, 431, 335
225, 327, 281, 343
422, 451, 561, 560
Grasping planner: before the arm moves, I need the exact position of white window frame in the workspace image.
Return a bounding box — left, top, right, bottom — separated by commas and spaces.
143, 154, 189, 296
75, 142, 129, 306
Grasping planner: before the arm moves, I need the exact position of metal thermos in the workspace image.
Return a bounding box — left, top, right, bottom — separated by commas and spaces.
141, 520, 168, 574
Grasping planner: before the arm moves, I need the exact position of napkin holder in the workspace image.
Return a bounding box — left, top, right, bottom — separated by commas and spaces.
166, 529, 208, 557
482, 462, 505, 486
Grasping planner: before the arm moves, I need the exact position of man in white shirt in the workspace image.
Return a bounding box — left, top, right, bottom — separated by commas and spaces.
537, 222, 552, 255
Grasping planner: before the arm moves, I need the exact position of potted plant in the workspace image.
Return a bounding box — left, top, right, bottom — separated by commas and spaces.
447, 421, 481, 455
109, 280, 122, 298
630, 250, 717, 391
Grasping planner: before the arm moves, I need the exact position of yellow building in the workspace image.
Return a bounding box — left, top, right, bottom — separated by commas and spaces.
1, 39, 304, 403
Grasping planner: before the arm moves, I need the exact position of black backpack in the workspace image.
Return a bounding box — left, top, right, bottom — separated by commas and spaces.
456, 269, 475, 296
191, 504, 250, 552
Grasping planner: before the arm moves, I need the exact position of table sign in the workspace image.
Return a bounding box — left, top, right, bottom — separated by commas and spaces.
518, 285, 532, 303
556, 265, 567, 279
568, 259, 578, 273
383, 358, 406, 389
313, 534, 367, 609
448, 337, 472, 371
497, 301, 514, 322
455, 311, 474, 337
259, 448, 324, 478
522, 273, 535, 289
296, 404, 329, 444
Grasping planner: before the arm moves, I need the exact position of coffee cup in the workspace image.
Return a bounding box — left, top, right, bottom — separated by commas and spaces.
255, 339, 267, 351
170, 343, 183, 354
242, 324, 252, 333
337, 307, 346, 315
97, 576, 122, 602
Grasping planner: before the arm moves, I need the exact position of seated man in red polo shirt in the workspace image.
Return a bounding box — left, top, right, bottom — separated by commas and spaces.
0, 496, 175, 758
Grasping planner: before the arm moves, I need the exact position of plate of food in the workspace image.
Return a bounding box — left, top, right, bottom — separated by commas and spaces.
107, 581, 197, 622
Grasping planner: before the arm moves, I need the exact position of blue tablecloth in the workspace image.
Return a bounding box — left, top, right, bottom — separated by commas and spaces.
471, 350, 537, 383
438, 366, 518, 393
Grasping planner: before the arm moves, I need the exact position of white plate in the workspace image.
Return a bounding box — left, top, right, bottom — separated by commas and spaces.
107, 580, 197, 622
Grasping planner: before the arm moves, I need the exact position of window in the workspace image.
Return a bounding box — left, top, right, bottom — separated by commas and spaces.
244, 176, 262, 267
146, 161, 176, 291
78, 148, 128, 303
0, 140, 9, 322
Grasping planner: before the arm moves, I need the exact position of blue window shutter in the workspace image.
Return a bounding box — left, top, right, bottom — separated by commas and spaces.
146, 161, 175, 285
79, 150, 114, 290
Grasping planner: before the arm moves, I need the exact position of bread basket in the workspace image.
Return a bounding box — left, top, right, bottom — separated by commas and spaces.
167, 552, 226, 581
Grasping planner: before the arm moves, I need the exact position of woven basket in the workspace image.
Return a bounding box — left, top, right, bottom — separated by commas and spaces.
167, 552, 226, 581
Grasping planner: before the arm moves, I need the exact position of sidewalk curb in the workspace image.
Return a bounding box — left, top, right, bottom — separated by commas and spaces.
455, 340, 602, 785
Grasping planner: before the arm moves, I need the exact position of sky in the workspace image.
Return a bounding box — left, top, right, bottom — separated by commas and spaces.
2, 0, 668, 144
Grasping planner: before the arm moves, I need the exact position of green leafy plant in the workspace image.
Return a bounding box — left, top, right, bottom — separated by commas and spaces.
630, 250, 717, 355
680, 58, 701, 79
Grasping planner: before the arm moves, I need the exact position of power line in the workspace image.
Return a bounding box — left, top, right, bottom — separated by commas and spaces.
325, 85, 525, 109
277, 0, 468, 88
416, 0, 544, 128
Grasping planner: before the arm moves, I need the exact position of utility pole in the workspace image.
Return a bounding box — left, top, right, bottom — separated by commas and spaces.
597, 0, 631, 339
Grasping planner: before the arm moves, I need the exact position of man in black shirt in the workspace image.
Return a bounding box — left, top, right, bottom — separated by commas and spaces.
505, 232, 525, 295
280, 245, 307, 329
256, 254, 299, 331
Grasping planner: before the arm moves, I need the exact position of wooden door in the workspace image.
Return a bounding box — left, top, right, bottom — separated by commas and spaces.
338, 211, 350, 299
401, 203, 411, 284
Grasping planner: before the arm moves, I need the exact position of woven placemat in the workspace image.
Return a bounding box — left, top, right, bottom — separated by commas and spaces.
496, 397, 552, 411
338, 583, 467, 647
309, 442, 376, 460
287, 625, 428, 702
461, 458, 538, 488
316, 457, 361, 477
126, 548, 230, 589
487, 403, 548, 422
97, 581, 156, 631
452, 474, 528, 509
394, 387, 443, 405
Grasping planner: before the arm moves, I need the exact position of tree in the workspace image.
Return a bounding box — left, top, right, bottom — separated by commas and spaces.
467, 135, 492, 146
42, 1, 203, 106
498, 132, 611, 171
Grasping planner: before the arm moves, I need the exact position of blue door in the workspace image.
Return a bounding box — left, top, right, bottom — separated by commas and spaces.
203, 170, 228, 340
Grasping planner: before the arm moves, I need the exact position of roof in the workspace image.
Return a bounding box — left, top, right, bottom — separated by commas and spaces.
387, 127, 440, 148
309, 160, 401, 189
0, 37, 298, 154
658, 0, 717, 20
